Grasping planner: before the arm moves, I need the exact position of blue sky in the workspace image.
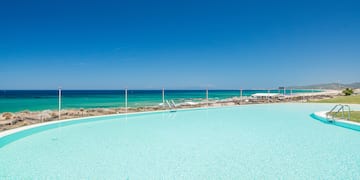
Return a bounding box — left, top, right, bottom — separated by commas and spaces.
1, 0, 359, 89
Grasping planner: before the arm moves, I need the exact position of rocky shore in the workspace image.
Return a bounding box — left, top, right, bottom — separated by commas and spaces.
0, 90, 340, 132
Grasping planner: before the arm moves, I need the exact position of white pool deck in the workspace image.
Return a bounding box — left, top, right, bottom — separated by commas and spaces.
313, 111, 360, 127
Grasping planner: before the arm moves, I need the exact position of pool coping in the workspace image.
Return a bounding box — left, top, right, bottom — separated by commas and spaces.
0, 104, 242, 139
0, 102, 290, 139
0, 109, 171, 139
312, 111, 360, 131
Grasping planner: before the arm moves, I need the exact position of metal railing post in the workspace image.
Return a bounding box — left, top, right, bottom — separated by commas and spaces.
162, 88, 165, 107
240, 88, 243, 105
125, 88, 128, 113
58, 87, 61, 120
206, 88, 209, 107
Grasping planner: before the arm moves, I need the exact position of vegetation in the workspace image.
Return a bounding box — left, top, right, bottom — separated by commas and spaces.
2, 112, 13, 120
329, 111, 360, 123
313, 93, 360, 123
343, 88, 354, 96
312, 95, 360, 104
80, 108, 85, 116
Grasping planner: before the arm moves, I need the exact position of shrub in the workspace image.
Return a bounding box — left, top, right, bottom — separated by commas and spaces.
343, 88, 354, 96
2, 112, 13, 120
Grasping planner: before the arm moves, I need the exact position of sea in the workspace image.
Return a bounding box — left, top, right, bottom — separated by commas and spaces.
0, 89, 317, 113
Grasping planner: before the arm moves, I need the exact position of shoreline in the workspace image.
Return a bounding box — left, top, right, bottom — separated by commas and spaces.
0, 90, 340, 132
0, 89, 324, 113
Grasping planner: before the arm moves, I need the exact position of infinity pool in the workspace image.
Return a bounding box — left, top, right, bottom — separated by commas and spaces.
1, 103, 360, 179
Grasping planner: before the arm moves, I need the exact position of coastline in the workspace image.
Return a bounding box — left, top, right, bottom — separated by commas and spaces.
0, 89, 323, 113
0, 89, 340, 132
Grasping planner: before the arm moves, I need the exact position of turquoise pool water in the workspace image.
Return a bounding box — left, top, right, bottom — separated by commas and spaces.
1, 103, 360, 179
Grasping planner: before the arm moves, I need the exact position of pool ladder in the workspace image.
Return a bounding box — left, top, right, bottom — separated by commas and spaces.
326, 104, 351, 121
166, 100, 177, 112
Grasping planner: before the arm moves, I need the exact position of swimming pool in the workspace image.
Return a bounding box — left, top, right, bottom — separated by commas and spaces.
1, 103, 360, 179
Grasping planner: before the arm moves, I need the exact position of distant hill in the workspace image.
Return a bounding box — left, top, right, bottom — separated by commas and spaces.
288, 82, 360, 90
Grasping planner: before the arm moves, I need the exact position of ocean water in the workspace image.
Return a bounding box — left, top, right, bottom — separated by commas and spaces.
0, 89, 316, 113
0, 103, 359, 179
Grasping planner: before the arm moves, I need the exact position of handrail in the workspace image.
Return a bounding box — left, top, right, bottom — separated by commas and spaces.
327, 104, 341, 118
171, 100, 176, 108
344, 105, 351, 120
165, 100, 177, 112
166, 100, 171, 109
326, 104, 351, 121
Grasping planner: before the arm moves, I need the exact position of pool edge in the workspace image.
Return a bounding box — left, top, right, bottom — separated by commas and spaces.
311, 111, 360, 132
0, 102, 274, 139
